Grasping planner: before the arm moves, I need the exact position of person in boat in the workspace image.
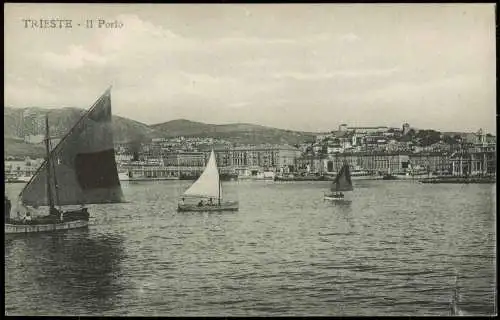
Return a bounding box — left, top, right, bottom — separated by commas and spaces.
24, 212, 32, 224
180, 198, 185, 205
198, 200, 203, 207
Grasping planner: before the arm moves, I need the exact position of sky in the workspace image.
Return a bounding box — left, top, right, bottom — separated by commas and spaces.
4, 3, 496, 134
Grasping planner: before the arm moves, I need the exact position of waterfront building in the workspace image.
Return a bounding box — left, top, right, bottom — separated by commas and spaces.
4, 157, 44, 178
449, 143, 496, 176
323, 152, 411, 174
296, 155, 326, 174
162, 151, 206, 175
121, 159, 178, 178
157, 144, 301, 176
409, 152, 452, 174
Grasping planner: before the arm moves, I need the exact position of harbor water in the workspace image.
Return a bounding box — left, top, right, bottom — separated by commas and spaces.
4, 180, 496, 316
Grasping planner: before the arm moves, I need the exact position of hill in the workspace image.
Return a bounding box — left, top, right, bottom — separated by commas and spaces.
150, 119, 316, 145
4, 106, 156, 141
4, 136, 46, 159
4, 109, 317, 158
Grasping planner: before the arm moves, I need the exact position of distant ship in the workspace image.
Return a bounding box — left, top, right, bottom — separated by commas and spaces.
5, 87, 125, 234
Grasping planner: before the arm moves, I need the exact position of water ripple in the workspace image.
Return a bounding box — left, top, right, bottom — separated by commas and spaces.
5, 181, 496, 316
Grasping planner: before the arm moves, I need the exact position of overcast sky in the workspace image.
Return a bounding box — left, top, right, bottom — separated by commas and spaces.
4, 4, 496, 133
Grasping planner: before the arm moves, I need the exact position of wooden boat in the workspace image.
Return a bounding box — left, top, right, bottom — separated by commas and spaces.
177, 201, 239, 212
324, 163, 353, 202
4, 87, 125, 234
178, 149, 238, 212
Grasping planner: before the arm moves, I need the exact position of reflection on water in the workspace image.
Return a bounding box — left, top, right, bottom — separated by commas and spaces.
4, 180, 496, 316
5, 229, 125, 316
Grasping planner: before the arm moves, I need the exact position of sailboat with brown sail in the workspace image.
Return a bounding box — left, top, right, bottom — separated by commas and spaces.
324, 162, 353, 201
177, 149, 238, 212
4, 87, 125, 234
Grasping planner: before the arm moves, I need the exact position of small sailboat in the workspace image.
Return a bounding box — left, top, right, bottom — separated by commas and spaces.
324, 163, 353, 201
4, 87, 125, 234
177, 149, 238, 212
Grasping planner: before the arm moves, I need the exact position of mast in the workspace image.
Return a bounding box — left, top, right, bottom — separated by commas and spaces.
217, 150, 221, 205
44, 115, 55, 211
218, 175, 221, 206
49, 130, 61, 208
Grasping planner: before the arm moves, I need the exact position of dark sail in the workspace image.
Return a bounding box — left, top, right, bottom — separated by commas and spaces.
331, 163, 353, 192
19, 88, 125, 207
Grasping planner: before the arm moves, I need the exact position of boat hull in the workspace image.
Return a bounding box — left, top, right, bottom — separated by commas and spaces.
5, 219, 89, 234
324, 193, 352, 203
5, 209, 90, 235
177, 201, 239, 212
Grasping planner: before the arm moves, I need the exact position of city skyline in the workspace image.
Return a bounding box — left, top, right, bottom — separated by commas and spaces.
4, 4, 496, 134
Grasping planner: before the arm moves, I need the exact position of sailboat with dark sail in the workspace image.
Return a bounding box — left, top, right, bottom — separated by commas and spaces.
324, 163, 353, 201
177, 149, 238, 212
4, 88, 124, 234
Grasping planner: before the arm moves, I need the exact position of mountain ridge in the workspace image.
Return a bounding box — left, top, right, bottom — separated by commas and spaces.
4, 107, 317, 158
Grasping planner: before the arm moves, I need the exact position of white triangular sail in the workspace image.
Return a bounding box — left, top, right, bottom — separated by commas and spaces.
183, 150, 221, 199
19, 88, 124, 207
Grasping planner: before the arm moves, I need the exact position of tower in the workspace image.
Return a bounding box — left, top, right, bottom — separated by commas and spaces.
402, 122, 410, 135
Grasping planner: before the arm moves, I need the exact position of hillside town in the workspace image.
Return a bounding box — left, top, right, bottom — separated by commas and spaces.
5, 121, 496, 182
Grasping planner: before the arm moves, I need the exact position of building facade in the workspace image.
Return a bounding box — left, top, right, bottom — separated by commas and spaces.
409, 152, 452, 174
323, 152, 411, 174
5, 158, 44, 178
157, 144, 302, 175
449, 144, 496, 176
